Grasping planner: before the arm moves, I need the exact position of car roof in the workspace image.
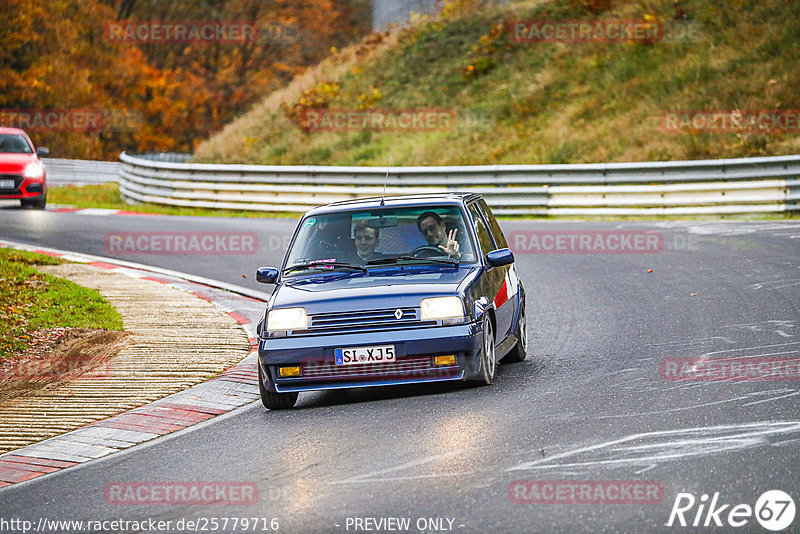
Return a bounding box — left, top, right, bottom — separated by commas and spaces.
0, 127, 30, 136
305, 193, 482, 216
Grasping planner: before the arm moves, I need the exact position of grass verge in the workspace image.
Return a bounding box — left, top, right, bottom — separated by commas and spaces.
48, 183, 299, 218
0, 248, 123, 361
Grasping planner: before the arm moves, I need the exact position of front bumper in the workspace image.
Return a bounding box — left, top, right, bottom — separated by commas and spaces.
0, 175, 46, 199
259, 322, 482, 393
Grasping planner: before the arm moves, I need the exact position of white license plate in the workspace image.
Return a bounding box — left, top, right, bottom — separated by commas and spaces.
335, 344, 395, 365
0, 179, 14, 189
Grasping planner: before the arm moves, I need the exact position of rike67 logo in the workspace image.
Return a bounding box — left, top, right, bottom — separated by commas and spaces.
666, 490, 795, 531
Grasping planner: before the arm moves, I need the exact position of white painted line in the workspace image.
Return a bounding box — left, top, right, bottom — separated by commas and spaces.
648, 336, 736, 347
742, 390, 800, 407
700, 340, 800, 357
506, 421, 800, 473
73, 208, 119, 216
595, 393, 759, 419
331, 472, 475, 484
331, 449, 469, 485
772, 438, 800, 447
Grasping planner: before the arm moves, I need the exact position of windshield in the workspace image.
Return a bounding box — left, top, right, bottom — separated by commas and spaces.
0, 133, 33, 154
284, 205, 477, 273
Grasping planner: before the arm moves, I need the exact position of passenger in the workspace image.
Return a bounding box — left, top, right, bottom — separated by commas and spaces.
415, 211, 462, 260
353, 221, 382, 263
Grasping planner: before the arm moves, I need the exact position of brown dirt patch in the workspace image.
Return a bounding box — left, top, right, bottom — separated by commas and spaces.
0, 328, 131, 403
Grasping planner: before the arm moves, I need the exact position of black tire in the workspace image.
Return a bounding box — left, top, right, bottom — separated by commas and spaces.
21, 193, 46, 210
502, 304, 527, 363
258, 363, 298, 410
470, 314, 496, 385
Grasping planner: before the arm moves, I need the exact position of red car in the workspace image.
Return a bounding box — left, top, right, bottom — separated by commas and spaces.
0, 127, 49, 209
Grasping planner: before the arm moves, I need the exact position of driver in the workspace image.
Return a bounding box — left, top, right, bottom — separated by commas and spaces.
415, 211, 462, 260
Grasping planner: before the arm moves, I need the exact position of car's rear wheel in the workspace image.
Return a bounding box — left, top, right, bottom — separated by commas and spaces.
471, 315, 496, 385
258, 363, 298, 410
502, 304, 527, 363
21, 193, 46, 210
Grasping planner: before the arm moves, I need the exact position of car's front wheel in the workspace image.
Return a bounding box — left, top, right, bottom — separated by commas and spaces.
258, 363, 298, 410
470, 315, 496, 385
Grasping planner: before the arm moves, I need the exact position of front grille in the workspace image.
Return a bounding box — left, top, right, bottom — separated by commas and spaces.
298, 307, 436, 334
292, 356, 459, 381
302, 357, 435, 379
0, 174, 23, 194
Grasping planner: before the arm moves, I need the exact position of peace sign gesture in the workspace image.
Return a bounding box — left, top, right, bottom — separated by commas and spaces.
438, 228, 461, 259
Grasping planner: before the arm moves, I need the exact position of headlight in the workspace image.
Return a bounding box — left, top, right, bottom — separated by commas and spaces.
24, 162, 44, 179
267, 307, 307, 331
420, 296, 464, 321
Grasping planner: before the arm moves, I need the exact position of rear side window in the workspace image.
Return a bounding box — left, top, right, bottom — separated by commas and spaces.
468, 202, 494, 255
477, 199, 508, 249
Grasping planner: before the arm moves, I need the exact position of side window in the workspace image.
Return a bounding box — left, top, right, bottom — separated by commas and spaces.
468, 203, 494, 255
477, 199, 508, 249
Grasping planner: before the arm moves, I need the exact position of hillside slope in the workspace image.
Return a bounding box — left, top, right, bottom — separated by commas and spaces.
194, 0, 800, 165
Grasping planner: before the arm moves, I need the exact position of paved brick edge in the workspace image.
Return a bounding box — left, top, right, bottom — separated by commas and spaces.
0, 243, 267, 489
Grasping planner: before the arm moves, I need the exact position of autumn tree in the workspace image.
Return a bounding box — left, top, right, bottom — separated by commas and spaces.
1, 0, 371, 159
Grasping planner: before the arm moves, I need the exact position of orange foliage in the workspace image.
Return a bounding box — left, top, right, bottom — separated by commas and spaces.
0, 0, 370, 159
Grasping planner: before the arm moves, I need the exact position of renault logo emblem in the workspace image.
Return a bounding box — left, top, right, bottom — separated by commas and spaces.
394, 309, 403, 320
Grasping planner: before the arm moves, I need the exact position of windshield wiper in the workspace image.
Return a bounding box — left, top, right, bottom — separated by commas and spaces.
366, 255, 458, 266
283, 261, 366, 273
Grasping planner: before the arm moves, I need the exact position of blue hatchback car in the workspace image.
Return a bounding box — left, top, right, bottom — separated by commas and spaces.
255, 193, 526, 409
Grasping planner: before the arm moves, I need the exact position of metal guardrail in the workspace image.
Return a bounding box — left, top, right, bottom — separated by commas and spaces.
44, 158, 120, 186
117, 152, 800, 215
43, 154, 190, 186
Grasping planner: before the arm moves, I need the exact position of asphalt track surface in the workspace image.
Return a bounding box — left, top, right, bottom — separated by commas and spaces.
1, 207, 799, 533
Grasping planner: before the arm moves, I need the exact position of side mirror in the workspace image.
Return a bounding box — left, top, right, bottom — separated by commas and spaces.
256, 267, 279, 284
486, 248, 514, 268
36, 147, 50, 157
